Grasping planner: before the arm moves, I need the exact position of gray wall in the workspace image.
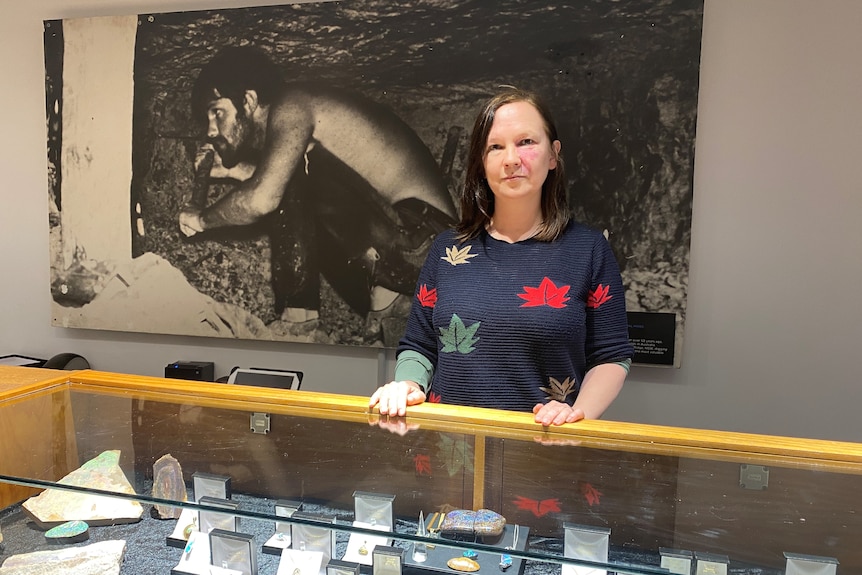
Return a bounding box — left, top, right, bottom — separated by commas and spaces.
2, 0, 860, 442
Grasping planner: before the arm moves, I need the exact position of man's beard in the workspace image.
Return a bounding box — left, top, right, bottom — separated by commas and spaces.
209, 111, 255, 169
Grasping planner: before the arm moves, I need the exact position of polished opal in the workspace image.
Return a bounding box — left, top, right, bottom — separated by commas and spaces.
45, 520, 90, 542
447, 557, 480, 572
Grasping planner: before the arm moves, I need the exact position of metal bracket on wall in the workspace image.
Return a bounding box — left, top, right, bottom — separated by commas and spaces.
250, 412, 271, 434
739, 464, 769, 490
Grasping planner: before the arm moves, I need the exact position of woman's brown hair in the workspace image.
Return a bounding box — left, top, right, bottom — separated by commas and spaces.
455, 87, 570, 242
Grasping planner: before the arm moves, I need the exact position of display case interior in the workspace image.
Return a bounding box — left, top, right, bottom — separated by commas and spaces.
0, 367, 860, 575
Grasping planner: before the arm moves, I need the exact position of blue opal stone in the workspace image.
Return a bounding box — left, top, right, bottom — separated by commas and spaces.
45, 520, 90, 543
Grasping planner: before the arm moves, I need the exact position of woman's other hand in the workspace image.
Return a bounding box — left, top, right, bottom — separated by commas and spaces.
369, 380, 426, 417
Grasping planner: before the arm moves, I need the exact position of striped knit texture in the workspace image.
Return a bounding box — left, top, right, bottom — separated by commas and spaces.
398, 222, 633, 412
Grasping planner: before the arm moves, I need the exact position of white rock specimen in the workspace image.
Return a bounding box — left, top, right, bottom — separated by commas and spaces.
0, 539, 126, 575
22, 450, 143, 528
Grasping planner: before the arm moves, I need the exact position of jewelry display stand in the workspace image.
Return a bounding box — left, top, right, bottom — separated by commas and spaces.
171, 531, 211, 574
263, 500, 303, 556
276, 548, 324, 575
193, 472, 232, 502
168, 508, 200, 549
784, 552, 839, 575
402, 515, 530, 575
344, 492, 395, 566
210, 529, 257, 575
199, 497, 241, 534
341, 521, 391, 566
694, 552, 729, 575
327, 559, 361, 575
562, 523, 611, 575
371, 545, 403, 575
288, 512, 336, 575
352, 492, 395, 529
659, 547, 694, 575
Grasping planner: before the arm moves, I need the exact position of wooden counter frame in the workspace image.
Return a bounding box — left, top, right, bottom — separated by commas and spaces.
1, 367, 861, 571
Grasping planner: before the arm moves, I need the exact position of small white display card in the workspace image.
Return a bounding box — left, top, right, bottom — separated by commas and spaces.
276, 548, 324, 575
784, 552, 839, 575
561, 523, 611, 575
171, 531, 210, 574
210, 529, 256, 575
168, 507, 200, 548
372, 545, 403, 575
264, 500, 302, 554
695, 552, 728, 575
352, 491, 395, 530
199, 496, 240, 534
342, 521, 392, 566
193, 472, 231, 502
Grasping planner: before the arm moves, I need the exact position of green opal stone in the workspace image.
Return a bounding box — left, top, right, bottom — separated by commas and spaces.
45, 520, 90, 543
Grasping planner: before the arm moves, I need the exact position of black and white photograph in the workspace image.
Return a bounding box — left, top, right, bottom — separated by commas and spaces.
45, 0, 702, 359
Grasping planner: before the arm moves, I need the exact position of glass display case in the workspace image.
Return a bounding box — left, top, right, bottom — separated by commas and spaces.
0, 366, 859, 575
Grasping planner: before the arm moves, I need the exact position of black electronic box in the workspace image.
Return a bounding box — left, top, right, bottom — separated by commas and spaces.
165, 360, 215, 382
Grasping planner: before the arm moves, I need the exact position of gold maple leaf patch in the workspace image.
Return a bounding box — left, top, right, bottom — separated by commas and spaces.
441, 244, 477, 265
539, 376, 577, 403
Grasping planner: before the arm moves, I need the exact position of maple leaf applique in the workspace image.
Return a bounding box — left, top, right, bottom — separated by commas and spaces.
587, 284, 612, 308
441, 244, 477, 265
427, 392, 442, 403
518, 277, 570, 308
439, 314, 480, 354
512, 496, 561, 518
417, 284, 437, 308
413, 454, 432, 477
436, 434, 474, 477
539, 376, 577, 403
579, 482, 603, 507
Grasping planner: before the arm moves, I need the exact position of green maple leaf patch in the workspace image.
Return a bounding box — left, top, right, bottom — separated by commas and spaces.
439, 314, 480, 354
436, 434, 475, 477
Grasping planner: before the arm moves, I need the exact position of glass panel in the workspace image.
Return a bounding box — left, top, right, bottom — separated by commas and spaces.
0, 378, 859, 575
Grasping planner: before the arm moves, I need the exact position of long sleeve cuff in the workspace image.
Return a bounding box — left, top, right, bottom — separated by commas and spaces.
394, 350, 434, 393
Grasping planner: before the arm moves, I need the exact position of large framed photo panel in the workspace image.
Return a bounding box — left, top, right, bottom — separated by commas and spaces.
45, 0, 702, 366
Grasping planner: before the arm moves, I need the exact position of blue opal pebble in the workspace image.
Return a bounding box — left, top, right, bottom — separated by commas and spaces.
46, 520, 89, 539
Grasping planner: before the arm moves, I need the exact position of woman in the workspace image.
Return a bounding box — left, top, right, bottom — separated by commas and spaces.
370, 87, 633, 426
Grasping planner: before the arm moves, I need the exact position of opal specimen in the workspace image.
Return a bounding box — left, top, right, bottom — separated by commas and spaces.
447, 557, 480, 572
22, 450, 143, 528
152, 454, 187, 519
45, 520, 90, 544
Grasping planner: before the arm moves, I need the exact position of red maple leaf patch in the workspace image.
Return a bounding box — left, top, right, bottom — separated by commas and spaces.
418, 284, 437, 308
427, 392, 442, 403
413, 454, 432, 476
587, 284, 612, 308
580, 482, 603, 507
512, 496, 561, 518
518, 277, 570, 308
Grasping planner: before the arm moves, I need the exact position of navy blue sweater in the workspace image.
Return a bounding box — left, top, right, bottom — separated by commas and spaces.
397, 222, 633, 412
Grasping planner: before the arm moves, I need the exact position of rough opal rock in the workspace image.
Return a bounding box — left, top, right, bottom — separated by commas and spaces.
152, 453, 187, 519
45, 520, 90, 544
22, 450, 143, 528
0, 539, 126, 575
447, 557, 481, 572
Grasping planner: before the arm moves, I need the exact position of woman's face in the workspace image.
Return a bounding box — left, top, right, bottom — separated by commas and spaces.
482, 101, 561, 206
